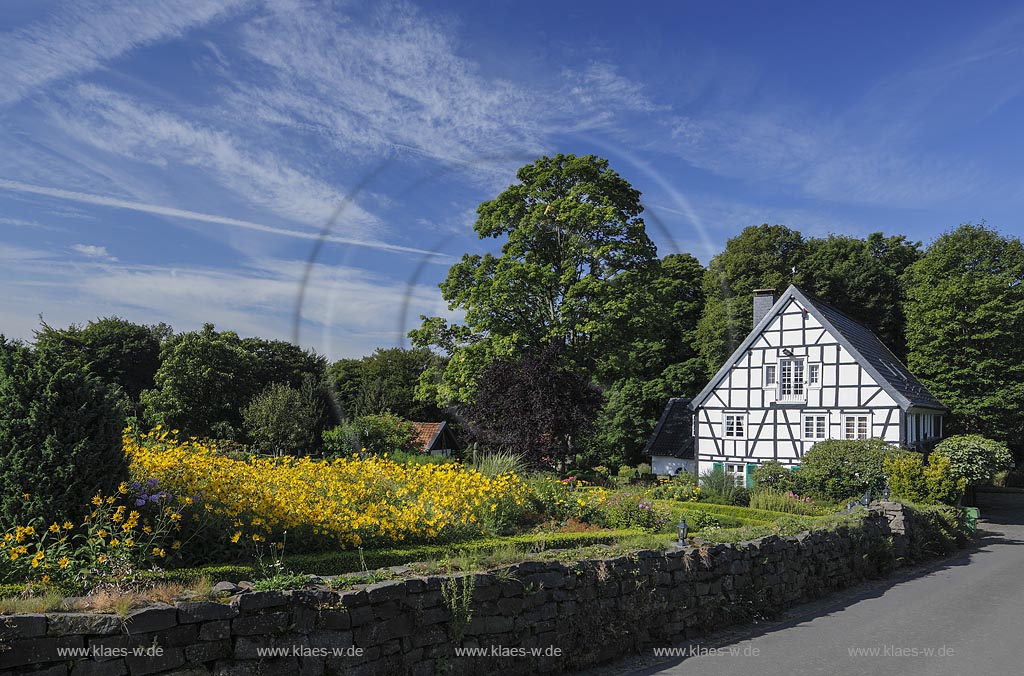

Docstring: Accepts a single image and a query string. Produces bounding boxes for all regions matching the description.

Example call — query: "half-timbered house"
[647,285,947,485]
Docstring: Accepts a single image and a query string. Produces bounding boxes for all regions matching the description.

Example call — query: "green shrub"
[599,492,671,532]
[698,466,749,505]
[242,382,324,456]
[0,338,127,524]
[799,438,900,501]
[391,450,455,466]
[322,412,417,457]
[636,463,652,476]
[617,465,636,479]
[682,509,720,531]
[749,490,820,515]
[751,460,796,491]
[922,454,967,505]
[931,435,1014,486]
[883,453,929,504]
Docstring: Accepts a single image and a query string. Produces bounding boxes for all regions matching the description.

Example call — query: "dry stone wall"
[0,503,962,676]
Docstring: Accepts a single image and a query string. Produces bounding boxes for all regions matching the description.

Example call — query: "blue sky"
[2,1,1022,360]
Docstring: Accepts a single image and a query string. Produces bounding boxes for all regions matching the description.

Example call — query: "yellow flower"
[97,555,107,563]
[92,495,103,506]
[62,521,73,530]
[49,523,61,533]
[118,482,129,494]
[21,493,30,500]
[230,531,241,544]
[171,540,181,550]
[109,538,120,547]
[41,574,50,584]
[58,556,70,569]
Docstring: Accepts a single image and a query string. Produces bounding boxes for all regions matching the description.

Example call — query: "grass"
[146,529,647,584]
[0,590,66,614]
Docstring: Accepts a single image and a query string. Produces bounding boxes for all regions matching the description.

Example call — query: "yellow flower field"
[126,430,528,549]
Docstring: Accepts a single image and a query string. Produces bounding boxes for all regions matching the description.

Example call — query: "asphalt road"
[590,495,1024,676]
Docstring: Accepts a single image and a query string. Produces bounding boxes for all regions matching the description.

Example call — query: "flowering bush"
[0,480,190,588]
[748,489,821,515]
[599,493,671,532]
[649,474,701,502]
[128,428,528,552]
[525,476,608,525]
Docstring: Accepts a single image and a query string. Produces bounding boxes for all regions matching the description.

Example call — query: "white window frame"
[764,364,777,388]
[843,413,871,440]
[808,363,821,387]
[778,357,806,402]
[725,463,746,487]
[802,413,828,440]
[723,413,746,439]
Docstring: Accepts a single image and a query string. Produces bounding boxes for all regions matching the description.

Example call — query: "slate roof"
[643,398,694,458]
[691,285,947,412]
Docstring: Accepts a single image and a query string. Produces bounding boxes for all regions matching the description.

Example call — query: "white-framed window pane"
[724,414,745,438]
[803,414,827,440]
[779,358,805,400]
[808,363,820,385]
[765,365,776,386]
[844,415,869,440]
[726,464,746,487]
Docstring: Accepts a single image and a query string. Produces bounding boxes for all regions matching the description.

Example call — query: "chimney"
[753,289,776,326]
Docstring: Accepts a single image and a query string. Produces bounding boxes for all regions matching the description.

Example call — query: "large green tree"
[141,324,259,439]
[796,233,921,359]
[0,337,127,523]
[588,253,707,464]
[904,224,1024,450]
[34,317,163,414]
[142,325,328,440]
[241,382,326,456]
[411,154,657,403]
[695,224,804,375]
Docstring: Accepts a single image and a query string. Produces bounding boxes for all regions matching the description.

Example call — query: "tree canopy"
[0,337,127,523]
[904,224,1024,449]
[411,153,657,403]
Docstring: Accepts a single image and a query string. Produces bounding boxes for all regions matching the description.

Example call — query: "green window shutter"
[745,463,756,489]
[712,462,723,472]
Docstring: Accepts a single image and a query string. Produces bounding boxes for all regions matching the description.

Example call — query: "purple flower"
[135,498,146,507]
[146,478,159,488]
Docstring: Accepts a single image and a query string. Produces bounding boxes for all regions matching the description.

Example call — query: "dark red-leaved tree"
[465,344,603,467]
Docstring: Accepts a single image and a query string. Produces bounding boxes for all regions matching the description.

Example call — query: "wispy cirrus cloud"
[228,2,552,173]
[0,249,454,359]
[0,179,444,258]
[48,84,383,237]
[565,63,666,115]
[0,0,253,106]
